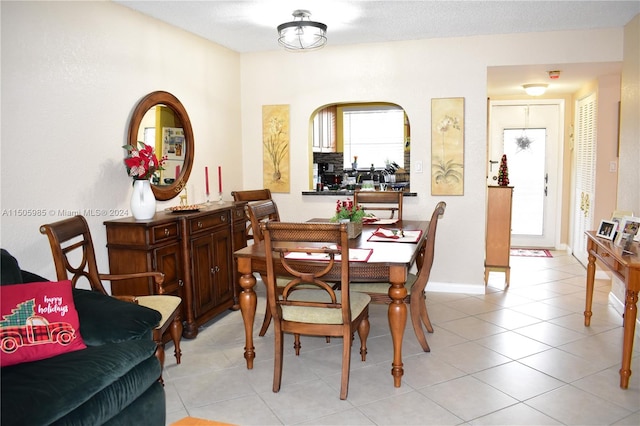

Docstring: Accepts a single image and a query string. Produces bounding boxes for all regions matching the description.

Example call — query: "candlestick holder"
[204,193,212,205]
[217,192,224,204]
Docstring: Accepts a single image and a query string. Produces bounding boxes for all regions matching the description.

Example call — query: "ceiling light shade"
[277,10,327,51]
[523,84,548,96]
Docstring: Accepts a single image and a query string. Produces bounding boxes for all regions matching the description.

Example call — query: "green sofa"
[0,249,166,425]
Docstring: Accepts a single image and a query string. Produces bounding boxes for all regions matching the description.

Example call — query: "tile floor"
[163,251,640,425]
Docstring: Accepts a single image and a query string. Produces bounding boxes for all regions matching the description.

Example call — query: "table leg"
[584,247,596,326]
[238,258,257,369]
[388,266,408,387]
[620,289,638,388]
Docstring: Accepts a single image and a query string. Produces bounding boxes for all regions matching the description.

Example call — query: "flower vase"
[339,219,362,239]
[130,179,156,220]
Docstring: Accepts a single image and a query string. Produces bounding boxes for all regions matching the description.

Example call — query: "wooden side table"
[585,230,639,388]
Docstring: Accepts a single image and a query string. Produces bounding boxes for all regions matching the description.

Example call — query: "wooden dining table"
[234,219,429,388]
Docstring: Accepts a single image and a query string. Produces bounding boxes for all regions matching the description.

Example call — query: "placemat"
[284,248,373,262]
[367,227,422,243]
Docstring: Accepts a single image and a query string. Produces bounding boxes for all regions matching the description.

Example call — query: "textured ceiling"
[115,1,639,95]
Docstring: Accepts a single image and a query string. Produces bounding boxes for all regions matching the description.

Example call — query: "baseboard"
[426,281,485,295]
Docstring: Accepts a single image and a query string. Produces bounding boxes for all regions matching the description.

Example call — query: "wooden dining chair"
[39,215,182,382]
[354,201,446,352]
[353,190,403,220]
[244,199,289,336]
[261,221,371,400]
[231,188,273,241]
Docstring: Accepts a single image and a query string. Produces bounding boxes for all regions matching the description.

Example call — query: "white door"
[489,101,563,248]
[572,93,597,266]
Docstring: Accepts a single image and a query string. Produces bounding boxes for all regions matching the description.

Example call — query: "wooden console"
[104,202,247,338]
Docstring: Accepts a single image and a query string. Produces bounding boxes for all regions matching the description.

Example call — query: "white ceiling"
[115,0,639,96]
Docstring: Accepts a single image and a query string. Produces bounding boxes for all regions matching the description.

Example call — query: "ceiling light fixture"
[523,84,548,96]
[277,10,327,52]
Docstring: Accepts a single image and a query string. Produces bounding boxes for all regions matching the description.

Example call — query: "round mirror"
[128,91,194,201]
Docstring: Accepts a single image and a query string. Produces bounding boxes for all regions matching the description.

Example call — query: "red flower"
[123,142,165,180]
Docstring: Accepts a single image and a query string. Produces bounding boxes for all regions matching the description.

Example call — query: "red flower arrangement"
[123,142,166,180]
[330,198,369,222]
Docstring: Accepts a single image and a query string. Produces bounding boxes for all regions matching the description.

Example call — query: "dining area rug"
[510,248,552,257]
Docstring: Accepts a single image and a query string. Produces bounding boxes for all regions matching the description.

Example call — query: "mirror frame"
[128,91,194,201]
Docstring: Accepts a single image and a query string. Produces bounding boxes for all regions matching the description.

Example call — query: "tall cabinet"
[485,186,513,287]
[104,202,247,338]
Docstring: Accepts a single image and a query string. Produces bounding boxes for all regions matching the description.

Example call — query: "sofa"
[0,249,166,426]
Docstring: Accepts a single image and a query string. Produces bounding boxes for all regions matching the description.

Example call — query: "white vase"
[130,179,156,220]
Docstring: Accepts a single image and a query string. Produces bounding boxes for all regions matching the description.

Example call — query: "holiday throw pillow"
[0,280,86,367]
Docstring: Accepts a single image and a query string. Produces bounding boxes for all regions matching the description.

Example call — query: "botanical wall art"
[431,97,464,195]
[262,104,290,193]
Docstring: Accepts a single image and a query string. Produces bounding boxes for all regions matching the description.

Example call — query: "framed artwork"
[615,216,640,247]
[262,105,290,193]
[596,219,617,240]
[431,97,464,195]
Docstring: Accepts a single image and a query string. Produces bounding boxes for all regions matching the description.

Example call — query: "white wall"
[1,1,241,284]
[240,30,624,291]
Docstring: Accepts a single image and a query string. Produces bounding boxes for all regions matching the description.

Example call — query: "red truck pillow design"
[1,280,86,367]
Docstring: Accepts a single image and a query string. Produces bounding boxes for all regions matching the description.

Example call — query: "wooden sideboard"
[104,201,247,338]
[484,186,513,286]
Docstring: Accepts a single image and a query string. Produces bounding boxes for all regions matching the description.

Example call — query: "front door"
[489,101,564,248]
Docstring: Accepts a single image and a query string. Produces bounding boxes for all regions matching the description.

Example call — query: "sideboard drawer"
[151,222,179,244]
[189,211,230,234]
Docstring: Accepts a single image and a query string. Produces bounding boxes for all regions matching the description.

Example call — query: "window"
[342,106,405,169]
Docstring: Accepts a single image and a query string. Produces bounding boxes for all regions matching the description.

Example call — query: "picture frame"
[615,216,640,247]
[596,219,617,240]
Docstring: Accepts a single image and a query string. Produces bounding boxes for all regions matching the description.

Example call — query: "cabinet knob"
[197,221,203,228]
[210,266,220,274]
[178,279,184,287]
[220,215,227,222]
[164,228,170,236]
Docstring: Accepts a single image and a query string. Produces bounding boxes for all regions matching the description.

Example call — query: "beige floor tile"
[419,375,517,421]
[526,385,633,425]
[472,361,565,400]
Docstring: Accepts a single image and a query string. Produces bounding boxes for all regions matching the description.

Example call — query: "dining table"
[234,218,429,388]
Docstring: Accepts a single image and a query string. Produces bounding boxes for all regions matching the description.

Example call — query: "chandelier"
[277,10,327,52]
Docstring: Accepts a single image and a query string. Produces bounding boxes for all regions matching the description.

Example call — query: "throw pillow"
[1,280,86,367]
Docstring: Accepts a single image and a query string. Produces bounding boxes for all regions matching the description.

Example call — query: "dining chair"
[231,188,273,242]
[244,199,289,336]
[354,201,446,352]
[260,221,371,400]
[353,190,403,220]
[39,215,183,382]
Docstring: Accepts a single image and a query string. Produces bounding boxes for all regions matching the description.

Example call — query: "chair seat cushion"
[282,290,370,324]
[136,295,181,329]
[352,273,417,295]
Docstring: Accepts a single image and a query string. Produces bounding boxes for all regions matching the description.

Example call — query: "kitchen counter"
[302,190,417,196]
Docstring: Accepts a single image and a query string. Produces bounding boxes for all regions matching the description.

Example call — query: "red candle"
[218,166,222,193]
[175,165,180,178]
[205,167,210,195]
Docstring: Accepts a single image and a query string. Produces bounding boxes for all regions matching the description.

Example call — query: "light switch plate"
[415,161,423,173]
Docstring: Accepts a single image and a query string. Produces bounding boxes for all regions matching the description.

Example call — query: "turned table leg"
[620,289,638,388]
[388,266,408,387]
[238,258,257,369]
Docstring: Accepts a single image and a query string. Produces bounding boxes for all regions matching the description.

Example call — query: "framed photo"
[596,219,617,240]
[611,210,633,227]
[615,216,640,246]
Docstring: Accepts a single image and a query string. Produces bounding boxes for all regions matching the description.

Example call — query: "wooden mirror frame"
[128,91,194,201]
